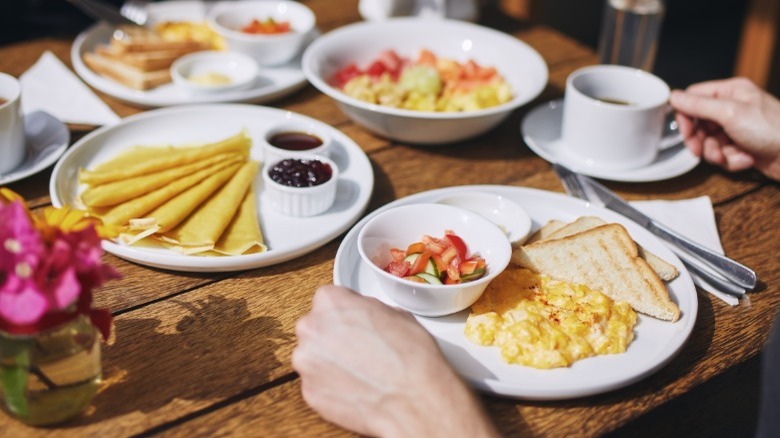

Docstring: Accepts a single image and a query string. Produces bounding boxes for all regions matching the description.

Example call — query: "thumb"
[670,90,738,128]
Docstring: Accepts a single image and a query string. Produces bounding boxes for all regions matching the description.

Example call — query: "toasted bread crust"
[83,52,171,90]
[512,223,681,322]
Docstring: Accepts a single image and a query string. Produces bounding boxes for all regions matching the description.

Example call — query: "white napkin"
[631,196,741,306]
[20,51,120,126]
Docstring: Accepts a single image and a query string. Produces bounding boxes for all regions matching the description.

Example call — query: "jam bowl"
[262,154,339,217]
[262,120,332,167]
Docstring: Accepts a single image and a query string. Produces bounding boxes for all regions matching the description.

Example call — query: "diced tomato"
[404,275,427,283]
[332,63,362,88]
[366,60,388,78]
[417,49,437,67]
[475,258,486,270]
[377,50,403,74]
[447,262,461,282]
[440,246,458,264]
[385,260,410,277]
[409,251,431,275]
[459,260,479,275]
[431,253,447,275]
[390,248,406,263]
[406,242,426,255]
[444,233,468,260]
[444,275,458,285]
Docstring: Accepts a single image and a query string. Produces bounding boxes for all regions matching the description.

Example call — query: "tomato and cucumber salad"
[384,231,487,285]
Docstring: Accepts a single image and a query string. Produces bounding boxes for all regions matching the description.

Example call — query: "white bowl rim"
[207,0,316,42]
[357,203,512,290]
[302,17,548,121]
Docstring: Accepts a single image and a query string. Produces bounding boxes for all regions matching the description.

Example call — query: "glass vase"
[0,315,101,426]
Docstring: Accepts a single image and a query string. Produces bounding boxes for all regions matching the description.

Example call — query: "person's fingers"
[722,145,755,171]
[675,112,696,138]
[684,77,757,100]
[702,136,726,165]
[670,90,740,129]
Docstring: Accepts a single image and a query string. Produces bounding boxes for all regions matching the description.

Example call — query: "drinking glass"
[597,0,665,71]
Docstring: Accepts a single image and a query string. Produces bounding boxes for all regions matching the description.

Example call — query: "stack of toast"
[513,216,681,322]
[83,25,211,90]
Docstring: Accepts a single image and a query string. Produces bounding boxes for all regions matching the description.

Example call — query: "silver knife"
[552,163,755,294]
[66,0,140,26]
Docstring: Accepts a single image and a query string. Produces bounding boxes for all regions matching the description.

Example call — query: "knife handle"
[648,221,757,290]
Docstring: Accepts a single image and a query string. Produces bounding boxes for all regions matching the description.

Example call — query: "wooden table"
[2,1,778,436]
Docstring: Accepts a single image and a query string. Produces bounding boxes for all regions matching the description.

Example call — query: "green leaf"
[0,338,31,417]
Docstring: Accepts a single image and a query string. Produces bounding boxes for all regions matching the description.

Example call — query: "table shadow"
[63,294,293,426]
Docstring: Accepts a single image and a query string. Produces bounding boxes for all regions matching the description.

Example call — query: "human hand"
[670,77,780,181]
[292,285,498,438]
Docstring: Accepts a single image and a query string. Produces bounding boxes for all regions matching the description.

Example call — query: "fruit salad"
[332,49,512,112]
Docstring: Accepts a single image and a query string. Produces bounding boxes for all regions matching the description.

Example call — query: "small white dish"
[207,0,316,66]
[521,99,701,183]
[0,111,69,185]
[357,203,512,317]
[262,154,340,217]
[171,50,258,94]
[435,191,532,245]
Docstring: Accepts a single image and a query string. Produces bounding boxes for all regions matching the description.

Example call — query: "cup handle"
[659,105,684,150]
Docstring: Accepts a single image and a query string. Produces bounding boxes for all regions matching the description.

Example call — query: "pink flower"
[0,275,48,325]
[0,201,42,273]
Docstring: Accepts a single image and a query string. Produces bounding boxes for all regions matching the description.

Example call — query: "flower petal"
[0,276,48,325]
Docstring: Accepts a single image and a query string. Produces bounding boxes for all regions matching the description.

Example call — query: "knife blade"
[576,172,757,290]
[66,0,139,26]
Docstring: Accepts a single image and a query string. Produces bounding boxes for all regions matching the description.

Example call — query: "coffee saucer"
[521,99,701,182]
[0,111,69,185]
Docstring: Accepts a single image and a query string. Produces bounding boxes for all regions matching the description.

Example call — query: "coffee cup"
[0,73,25,174]
[560,65,678,171]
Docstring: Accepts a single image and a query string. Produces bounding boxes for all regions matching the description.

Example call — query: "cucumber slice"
[415,272,443,285]
[424,259,439,277]
[460,267,486,283]
[404,253,420,264]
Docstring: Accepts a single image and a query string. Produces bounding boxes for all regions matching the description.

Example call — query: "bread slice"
[110,25,209,53]
[512,223,681,321]
[83,52,171,90]
[95,44,200,71]
[525,219,567,244]
[542,216,679,281]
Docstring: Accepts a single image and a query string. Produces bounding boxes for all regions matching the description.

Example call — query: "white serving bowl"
[171,50,258,94]
[207,0,316,66]
[357,203,512,316]
[262,154,339,217]
[302,18,548,145]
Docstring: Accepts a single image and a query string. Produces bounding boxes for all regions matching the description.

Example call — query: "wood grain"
[0,0,778,436]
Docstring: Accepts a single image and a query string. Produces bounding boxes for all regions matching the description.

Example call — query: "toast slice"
[95,44,200,71]
[525,219,567,244]
[542,216,679,281]
[83,52,171,90]
[110,25,209,53]
[512,223,681,321]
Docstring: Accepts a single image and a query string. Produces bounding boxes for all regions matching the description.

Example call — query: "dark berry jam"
[269,131,323,151]
[269,158,333,187]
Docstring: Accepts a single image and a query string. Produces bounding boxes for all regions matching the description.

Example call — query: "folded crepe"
[93,158,242,226]
[212,185,266,255]
[159,160,260,254]
[82,152,244,207]
[79,130,251,186]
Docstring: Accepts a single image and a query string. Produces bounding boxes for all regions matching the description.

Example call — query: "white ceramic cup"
[560,65,676,171]
[0,73,25,174]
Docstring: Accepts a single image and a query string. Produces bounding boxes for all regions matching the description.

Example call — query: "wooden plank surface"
[1,0,778,436]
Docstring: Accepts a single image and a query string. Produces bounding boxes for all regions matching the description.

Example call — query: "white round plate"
[70,1,313,108]
[0,111,69,185]
[334,185,697,400]
[521,100,701,182]
[50,104,374,272]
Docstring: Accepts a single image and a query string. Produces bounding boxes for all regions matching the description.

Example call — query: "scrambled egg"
[465,268,637,369]
[155,21,226,50]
